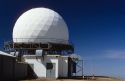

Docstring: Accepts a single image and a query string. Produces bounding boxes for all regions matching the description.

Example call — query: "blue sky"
[0,0,125,79]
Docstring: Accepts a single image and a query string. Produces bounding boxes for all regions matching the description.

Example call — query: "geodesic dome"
[13,8,69,44]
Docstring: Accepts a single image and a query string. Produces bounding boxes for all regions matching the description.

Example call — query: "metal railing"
[12,38,70,44]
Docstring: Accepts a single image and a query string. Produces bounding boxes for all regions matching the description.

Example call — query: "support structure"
[4,41,74,55]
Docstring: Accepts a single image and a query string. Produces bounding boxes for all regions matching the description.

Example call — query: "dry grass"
[91,77,124,81]
[19,77,125,81]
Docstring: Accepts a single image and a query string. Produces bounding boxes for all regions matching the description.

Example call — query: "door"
[46,63,56,78]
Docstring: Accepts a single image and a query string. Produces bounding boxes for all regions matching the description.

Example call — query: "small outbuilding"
[0,51,27,80]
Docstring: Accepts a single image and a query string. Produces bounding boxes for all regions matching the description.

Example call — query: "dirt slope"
[20,77,125,81]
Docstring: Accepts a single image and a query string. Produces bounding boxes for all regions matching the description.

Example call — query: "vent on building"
[35,50,43,56]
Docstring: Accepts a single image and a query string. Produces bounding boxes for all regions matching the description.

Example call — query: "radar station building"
[4,8,83,79]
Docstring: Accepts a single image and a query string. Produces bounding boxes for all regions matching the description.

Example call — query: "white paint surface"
[58,56,68,77]
[0,51,15,57]
[23,55,69,78]
[13,8,69,44]
[25,59,46,77]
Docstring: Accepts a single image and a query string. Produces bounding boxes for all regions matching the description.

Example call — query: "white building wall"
[24,55,69,78]
[58,56,68,77]
[24,58,46,77]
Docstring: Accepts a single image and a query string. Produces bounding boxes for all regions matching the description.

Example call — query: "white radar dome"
[13,8,69,44]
